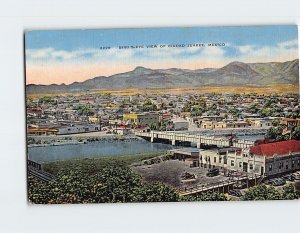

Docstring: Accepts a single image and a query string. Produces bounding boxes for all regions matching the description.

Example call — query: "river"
[28,134,265,163]
[28,139,175,162]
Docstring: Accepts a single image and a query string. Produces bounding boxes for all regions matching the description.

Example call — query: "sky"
[25,25,299,85]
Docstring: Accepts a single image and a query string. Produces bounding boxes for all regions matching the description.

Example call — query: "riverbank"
[27,134,141,147]
[42,152,165,175]
[28,138,175,162]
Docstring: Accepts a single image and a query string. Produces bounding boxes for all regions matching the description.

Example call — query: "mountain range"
[26,59,299,94]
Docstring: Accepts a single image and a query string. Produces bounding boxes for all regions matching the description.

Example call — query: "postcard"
[25,25,300,204]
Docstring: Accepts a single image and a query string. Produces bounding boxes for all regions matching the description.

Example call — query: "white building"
[57,124,100,135]
[172,118,189,131]
[199,140,300,177]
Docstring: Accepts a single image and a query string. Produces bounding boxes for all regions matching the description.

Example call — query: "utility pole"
[98,114,102,131]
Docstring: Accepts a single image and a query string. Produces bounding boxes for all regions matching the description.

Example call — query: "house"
[88,116,99,123]
[113,125,131,135]
[123,112,159,127]
[135,126,151,133]
[79,98,96,104]
[170,148,200,167]
[57,124,100,135]
[249,118,272,128]
[201,121,227,129]
[27,108,43,118]
[280,118,300,128]
[27,127,58,136]
[226,121,249,128]
[249,140,300,177]
[172,118,189,131]
[159,112,172,122]
[198,140,300,177]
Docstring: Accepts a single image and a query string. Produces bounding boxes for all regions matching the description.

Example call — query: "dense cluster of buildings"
[26,92,300,179]
[27,92,299,136]
[170,140,300,177]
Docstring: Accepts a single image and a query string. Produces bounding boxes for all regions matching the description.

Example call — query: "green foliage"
[39,96,57,104]
[43,153,164,176]
[131,183,179,202]
[258,106,283,118]
[180,191,228,202]
[266,125,300,141]
[142,103,157,112]
[191,107,203,116]
[75,105,94,116]
[291,126,300,140]
[29,154,180,204]
[271,118,281,127]
[241,185,282,201]
[282,183,300,200]
[241,184,299,201]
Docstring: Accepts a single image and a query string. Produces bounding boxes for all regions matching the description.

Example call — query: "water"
[28,139,175,162]
[238,134,264,141]
[28,134,265,163]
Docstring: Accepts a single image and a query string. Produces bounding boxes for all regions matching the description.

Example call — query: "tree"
[241,185,282,201]
[282,184,300,200]
[28,162,180,204]
[266,125,289,142]
[180,191,227,202]
[291,126,300,140]
[131,183,179,202]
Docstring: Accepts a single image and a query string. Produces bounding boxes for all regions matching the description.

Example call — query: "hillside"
[26,59,299,94]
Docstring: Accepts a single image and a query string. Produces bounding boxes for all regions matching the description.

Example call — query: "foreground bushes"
[241,184,299,201]
[28,162,179,204]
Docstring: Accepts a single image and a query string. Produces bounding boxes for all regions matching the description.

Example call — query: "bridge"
[135,131,254,149]
[179,174,263,196]
[28,160,55,183]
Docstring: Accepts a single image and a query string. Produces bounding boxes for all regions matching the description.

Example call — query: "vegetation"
[28,153,231,204]
[180,192,228,202]
[266,125,300,141]
[29,160,179,204]
[142,98,157,112]
[28,153,300,204]
[241,184,299,201]
[73,105,94,116]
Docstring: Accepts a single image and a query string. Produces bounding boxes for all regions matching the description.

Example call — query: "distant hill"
[26,59,299,94]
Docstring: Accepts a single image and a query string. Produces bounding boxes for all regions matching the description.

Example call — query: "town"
[27,91,300,201]
[27,92,299,136]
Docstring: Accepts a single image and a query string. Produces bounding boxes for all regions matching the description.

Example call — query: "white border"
[1,1,300,233]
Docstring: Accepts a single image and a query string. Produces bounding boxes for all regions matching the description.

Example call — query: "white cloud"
[231,39,298,63]
[278,39,298,49]
[26,48,54,59]
[26,38,298,67]
[201,46,225,57]
[237,45,256,54]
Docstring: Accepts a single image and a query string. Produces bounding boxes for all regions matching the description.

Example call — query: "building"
[201,120,248,129]
[88,116,99,123]
[159,112,172,122]
[199,140,300,177]
[57,124,100,135]
[201,121,227,129]
[123,113,159,127]
[27,127,58,136]
[280,118,300,128]
[172,118,189,131]
[113,125,131,135]
[27,108,43,118]
[79,98,96,104]
[170,148,200,167]
[226,121,249,128]
[249,140,300,177]
[249,118,272,128]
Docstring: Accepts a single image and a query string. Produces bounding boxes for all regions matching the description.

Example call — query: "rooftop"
[250,140,300,157]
